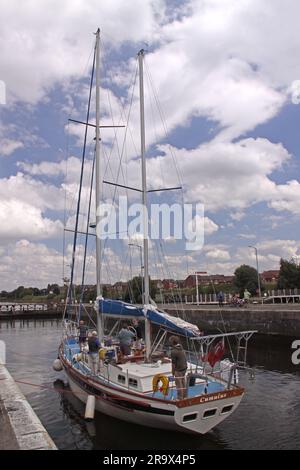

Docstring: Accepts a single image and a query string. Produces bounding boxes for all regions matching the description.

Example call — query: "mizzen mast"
[95,28,103,340]
[138,49,151,361]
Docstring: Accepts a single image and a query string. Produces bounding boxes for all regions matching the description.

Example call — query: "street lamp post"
[195,272,199,304]
[129,243,144,302]
[248,245,262,299]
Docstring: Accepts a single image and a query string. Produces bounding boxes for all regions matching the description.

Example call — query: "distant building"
[153,280,164,290]
[183,272,207,288]
[83,284,97,291]
[183,273,234,288]
[113,281,128,295]
[260,270,280,283]
[153,279,185,290]
[176,280,185,289]
[101,283,112,290]
[162,279,178,290]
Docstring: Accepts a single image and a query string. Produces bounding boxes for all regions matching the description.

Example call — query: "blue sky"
[0,0,300,290]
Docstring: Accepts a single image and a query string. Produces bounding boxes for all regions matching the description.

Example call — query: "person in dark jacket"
[131,319,143,350]
[169,335,187,400]
[78,320,88,351]
[118,323,135,356]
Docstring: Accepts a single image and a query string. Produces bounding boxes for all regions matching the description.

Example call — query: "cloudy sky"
[1,0,300,290]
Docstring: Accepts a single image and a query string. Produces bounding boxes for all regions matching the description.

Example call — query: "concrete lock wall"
[164,308,300,337]
[0,364,57,450]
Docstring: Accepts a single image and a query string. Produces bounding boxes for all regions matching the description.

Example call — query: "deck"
[63,338,226,401]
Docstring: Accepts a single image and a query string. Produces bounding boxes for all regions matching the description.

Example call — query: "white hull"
[67,373,177,431]
[62,356,244,435]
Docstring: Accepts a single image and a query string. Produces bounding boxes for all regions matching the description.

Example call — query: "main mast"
[138,49,151,361]
[95,28,103,340]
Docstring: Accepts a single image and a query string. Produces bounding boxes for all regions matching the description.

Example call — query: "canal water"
[0,319,299,450]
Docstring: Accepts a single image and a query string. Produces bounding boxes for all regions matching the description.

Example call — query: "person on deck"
[78,320,88,352]
[118,323,135,356]
[217,291,224,307]
[131,318,143,350]
[169,335,187,400]
[88,331,100,374]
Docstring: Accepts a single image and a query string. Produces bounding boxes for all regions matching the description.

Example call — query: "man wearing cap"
[88,331,100,374]
[169,335,187,400]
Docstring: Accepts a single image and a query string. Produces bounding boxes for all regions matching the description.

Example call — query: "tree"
[102,285,108,298]
[150,279,158,301]
[277,258,300,289]
[47,284,60,295]
[0,291,8,299]
[82,285,96,302]
[124,276,157,304]
[23,287,34,297]
[14,286,25,299]
[234,265,258,296]
[125,276,143,303]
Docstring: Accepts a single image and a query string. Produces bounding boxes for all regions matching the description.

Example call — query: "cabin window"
[118,375,126,384]
[221,404,234,414]
[182,412,198,423]
[202,408,217,419]
[128,378,138,388]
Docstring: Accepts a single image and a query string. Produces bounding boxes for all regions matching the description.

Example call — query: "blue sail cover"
[98,299,201,338]
[99,299,144,318]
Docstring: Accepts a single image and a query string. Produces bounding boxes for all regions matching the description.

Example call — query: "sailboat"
[56,29,256,435]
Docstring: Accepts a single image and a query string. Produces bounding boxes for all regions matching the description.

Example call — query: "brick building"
[260,270,280,283]
[183,273,234,288]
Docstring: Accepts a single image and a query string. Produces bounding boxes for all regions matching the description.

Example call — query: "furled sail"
[97,298,201,338]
